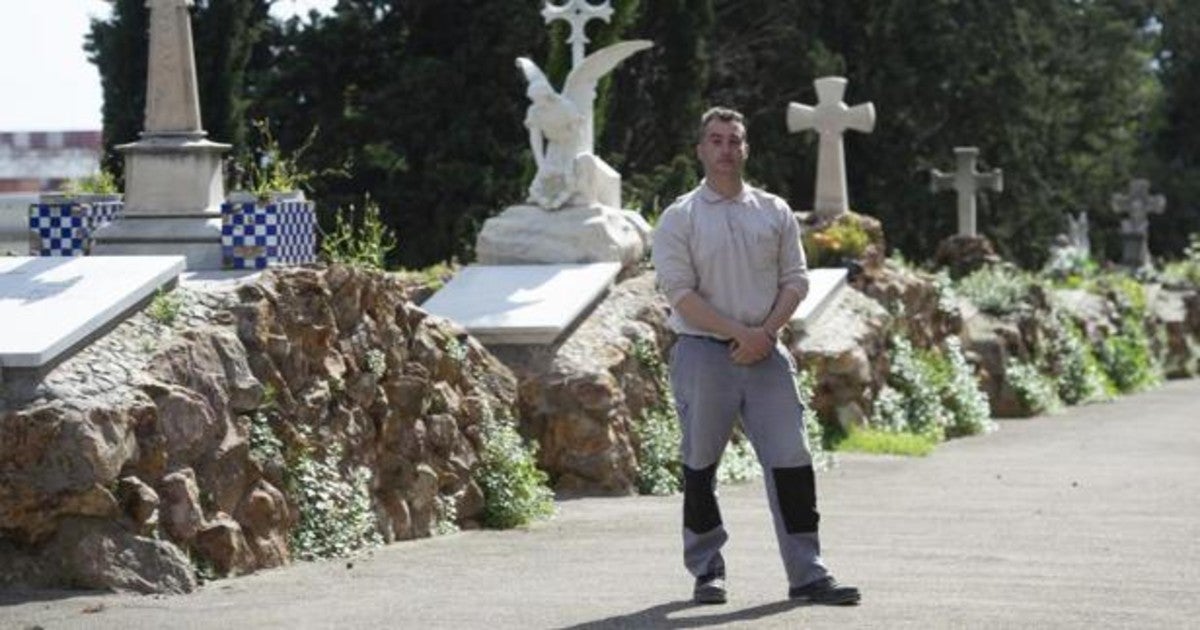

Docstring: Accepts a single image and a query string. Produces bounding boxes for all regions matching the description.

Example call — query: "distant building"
[0,130,103,193]
[0,130,104,253]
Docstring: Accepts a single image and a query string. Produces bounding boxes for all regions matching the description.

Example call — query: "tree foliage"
[1150,0,1200,257]
[88,0,1199,267]
[246,1,543,267]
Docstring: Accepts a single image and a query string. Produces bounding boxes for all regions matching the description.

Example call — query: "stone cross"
[145,0,202,135]
[930,147,1003,237]
[542,0,614,68]
[787,77,876,218]
[1112,178,1166,268]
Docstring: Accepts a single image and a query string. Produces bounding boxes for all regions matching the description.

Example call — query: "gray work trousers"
[669,334,829,589]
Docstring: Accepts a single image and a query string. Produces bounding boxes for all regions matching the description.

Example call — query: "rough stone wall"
[492,270,672,497]
[0,265,517,593]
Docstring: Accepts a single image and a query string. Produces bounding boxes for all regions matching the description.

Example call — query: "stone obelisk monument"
[92,0,230,269]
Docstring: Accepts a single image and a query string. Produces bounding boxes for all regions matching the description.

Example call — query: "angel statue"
[516,40,652,210]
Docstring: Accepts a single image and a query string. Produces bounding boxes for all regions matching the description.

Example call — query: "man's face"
[696,118,748,179]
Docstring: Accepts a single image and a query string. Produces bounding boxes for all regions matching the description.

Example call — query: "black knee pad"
[773,465,820,534]
[683,463,722,534]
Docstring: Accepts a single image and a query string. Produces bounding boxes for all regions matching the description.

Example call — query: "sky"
[0,0,335,132]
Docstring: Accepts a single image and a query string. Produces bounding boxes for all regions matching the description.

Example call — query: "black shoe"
[693,572,727,605]
[788,576,860,606]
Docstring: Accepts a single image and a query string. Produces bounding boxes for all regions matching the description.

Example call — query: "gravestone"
[475,0,650,268]
[787,76,876,218]
[789,268,849,332]
[421,263,622,345]
[930,147,1003,237]
[91,0,229,269]
[1111,179,1165,268]
[0,256,184,373]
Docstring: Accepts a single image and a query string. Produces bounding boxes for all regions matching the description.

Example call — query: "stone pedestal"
[934,234,1001,279]
[475,203,646,268]
[1121,231,1150,269]
[91,135,230,269]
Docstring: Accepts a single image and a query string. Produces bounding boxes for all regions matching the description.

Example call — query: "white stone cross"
[787,76,876,218]
[1112,178,1165,236]
[1112,178,1166,268]
[930,147,1003,237]
[542,0,614,69]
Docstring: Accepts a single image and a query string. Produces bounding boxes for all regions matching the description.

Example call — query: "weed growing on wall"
[1088,274,1161,393]
[1041,311,1112,404]
[147,288,183,326]
[320,198,398,270]
[630,338,683,494]
[934,337,994,437]
[796,369,834,471]
[1004,357,1061,415]
[475,414,555,529]
[247,412,283,464]
[870,335,948,441]
[285,437,383,561]
[957,264,1036,316]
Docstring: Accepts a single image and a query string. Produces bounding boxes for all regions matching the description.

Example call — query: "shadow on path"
[563,599,804,629]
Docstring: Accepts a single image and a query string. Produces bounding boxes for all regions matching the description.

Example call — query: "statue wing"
[516,57,551,92]
[562,40,653,108]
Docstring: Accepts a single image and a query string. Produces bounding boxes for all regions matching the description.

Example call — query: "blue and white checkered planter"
[28,197,124,256]
[220,196,317,269]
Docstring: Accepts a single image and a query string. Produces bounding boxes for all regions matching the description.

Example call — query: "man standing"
[651,107,860,606]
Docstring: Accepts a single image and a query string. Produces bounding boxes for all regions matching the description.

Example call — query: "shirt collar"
[699,179,753,205]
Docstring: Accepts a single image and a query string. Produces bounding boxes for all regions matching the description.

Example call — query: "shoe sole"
[791,592,861,606]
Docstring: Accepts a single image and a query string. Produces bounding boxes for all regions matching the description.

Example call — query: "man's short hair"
[698,107,745,143]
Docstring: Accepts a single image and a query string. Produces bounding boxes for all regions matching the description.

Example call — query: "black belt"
[679,333,733,346]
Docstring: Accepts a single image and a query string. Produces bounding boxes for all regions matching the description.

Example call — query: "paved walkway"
[3,379,1199,629]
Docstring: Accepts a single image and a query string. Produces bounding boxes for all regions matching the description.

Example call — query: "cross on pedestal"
[542,0,614,68]
[930,147,1003,237]
[787,76,876,218]
[1112,178,1166,268]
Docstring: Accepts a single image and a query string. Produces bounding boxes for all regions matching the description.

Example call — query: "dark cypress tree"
[192,0,271,154]
[85,0,148,178]
[1151,0,1200,256]
[602,0,714,215]
[249,0,546,268]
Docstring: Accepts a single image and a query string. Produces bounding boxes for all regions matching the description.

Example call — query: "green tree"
[702,0,1158,266]
[602,0,713,215]
[1150,0,1200,257]
[249,0,545,267]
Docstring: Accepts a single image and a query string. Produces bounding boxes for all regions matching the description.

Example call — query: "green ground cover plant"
[475,414,556,529]
[835,428,937,457]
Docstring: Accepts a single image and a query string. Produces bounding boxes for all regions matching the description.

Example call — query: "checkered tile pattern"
[221,199,317,269]
[28,201,124,256]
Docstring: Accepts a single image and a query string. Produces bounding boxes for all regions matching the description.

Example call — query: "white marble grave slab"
[0,256,185,369]
[790,268,849,331]
[422,263,622,345]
